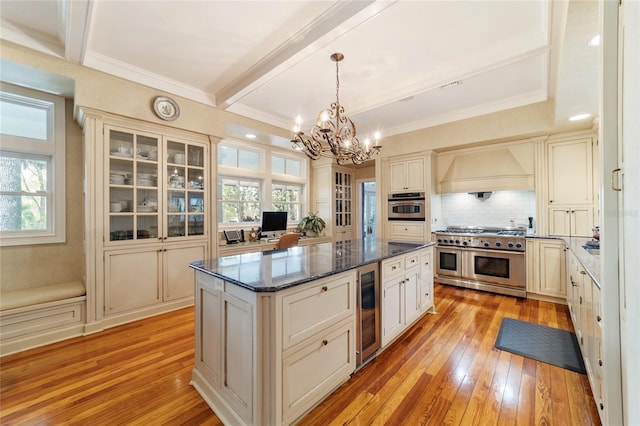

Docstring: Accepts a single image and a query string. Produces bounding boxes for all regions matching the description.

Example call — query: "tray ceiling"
[0,0,598,141]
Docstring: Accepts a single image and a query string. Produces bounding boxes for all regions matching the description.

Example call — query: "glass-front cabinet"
[106,126,207,244]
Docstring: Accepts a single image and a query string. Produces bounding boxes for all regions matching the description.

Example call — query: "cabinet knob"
[599,359,603,367]
[597,315,602,322]
[580,270,586,275]
[321,286,328,292]
[600,403,604,410]
[550,200,553,203]
[322,339,328,346]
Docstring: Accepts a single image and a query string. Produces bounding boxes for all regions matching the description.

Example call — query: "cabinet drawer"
[404,253,419,270]
[282,318,354,424]
[389,222,425,240]
[382,257,404,279]
[281,271,355,350]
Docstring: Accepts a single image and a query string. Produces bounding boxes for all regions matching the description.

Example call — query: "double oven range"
[434,226,526,298]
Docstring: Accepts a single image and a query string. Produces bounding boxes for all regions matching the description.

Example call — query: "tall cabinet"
[310,160,354,242]
[545,133,597,237]
[79,109,210,331]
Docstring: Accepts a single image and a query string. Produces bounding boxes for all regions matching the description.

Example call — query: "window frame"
[0,83,66,246]
[217,140,308,229]
[217,176,262,225]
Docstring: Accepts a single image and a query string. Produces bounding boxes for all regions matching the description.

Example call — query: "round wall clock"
[152,96,180,121]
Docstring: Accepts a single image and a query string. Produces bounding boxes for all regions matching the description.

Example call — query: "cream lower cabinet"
[381,251,422,347]
[525,238,566,300]
[565,248,605,420]
[192,269,356,426]
[419,247,434,314]
[105,243,205,316]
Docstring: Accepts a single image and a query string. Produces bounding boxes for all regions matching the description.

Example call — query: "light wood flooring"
[0,284,601,425]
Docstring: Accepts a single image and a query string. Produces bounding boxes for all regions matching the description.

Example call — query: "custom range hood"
[435,143,535,194]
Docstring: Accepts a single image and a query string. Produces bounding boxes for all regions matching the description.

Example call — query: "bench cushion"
[0,281,85,311]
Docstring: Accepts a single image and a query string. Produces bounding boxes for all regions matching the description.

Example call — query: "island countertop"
[190,239,434,292]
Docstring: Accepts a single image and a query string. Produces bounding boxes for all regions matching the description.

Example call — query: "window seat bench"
[0,281,87,356]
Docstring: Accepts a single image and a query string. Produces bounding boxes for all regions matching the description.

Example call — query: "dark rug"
[495,317,586,374]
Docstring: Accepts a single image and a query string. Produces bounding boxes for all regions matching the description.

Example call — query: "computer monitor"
[261,211,288,239]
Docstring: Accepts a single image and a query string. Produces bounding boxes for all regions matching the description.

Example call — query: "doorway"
[360,181,376,239]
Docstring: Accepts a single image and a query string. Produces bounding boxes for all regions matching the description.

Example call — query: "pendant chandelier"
[291,53,382,165]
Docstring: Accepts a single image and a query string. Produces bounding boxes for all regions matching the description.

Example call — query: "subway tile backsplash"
[438,190,536,229]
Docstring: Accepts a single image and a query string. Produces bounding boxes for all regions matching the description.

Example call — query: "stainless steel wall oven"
[434,226,526,297]
[388,192,426,221]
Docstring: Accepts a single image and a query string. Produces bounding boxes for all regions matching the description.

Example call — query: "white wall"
[435,190,536,229]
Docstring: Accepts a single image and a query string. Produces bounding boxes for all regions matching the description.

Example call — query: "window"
[218,177,261,223]
[218,144,260,170]
[272,155,302,177]
[0,83,65,246]
[217,140,308,227]
[272,183,302,222]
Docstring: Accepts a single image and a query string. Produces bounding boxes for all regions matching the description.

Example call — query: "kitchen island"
[189,239,434,426]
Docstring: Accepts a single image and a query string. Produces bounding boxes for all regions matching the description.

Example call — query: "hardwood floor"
[0,284,600,425]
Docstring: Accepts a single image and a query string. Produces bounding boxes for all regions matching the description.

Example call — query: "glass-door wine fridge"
[356,262,380,368]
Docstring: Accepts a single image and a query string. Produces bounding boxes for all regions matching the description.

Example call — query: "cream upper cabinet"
[547,137,594,204]
[333,169,353,242]
[389,157,425,193]
[545,134,596,237]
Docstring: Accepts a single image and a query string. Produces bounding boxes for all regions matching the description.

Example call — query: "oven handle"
[464,248,525,256]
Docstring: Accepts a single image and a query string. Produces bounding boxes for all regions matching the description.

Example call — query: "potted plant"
[298,212,326,236]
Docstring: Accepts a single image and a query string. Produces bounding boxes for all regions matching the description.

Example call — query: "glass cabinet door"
[107,127,160,243]
[165,139,206,239]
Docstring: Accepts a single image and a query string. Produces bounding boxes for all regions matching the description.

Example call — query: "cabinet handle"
[565,210,570,213]
[599,359,603,367]
[321,286,328,292]
[392,266,397,271]
[610,168,622,191]
[322,339,328,346]
[600,403,604,410]
[580,270,586,275]
[597,315,602,322]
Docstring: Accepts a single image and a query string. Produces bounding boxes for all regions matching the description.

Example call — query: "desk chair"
[276,233,299,250]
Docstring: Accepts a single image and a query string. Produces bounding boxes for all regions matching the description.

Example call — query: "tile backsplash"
[437,190,536,229]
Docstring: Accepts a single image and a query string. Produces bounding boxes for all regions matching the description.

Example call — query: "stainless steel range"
[434,226,526,297]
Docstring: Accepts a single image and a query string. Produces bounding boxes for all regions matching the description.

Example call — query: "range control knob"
[508,242,514,248]
[483,242,490,248]
[516,243,523,249]
[462,241,468,246]
[437,238,443,243]
[495,241,502,247]
[449,239,454,244]
[455,239,460,244]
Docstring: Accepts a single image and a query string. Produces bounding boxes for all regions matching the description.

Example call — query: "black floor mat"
[495,317,586,374]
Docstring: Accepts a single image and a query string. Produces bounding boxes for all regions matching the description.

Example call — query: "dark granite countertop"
[190,239,434,292]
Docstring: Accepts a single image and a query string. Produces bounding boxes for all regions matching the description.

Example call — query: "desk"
[217,235,331,257]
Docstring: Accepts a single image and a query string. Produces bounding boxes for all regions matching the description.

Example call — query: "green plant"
[298,212,326,234]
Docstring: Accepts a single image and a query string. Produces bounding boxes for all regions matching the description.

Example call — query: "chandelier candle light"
[291,53,382,165]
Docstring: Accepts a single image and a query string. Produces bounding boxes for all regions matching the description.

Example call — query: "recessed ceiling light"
[245,133,256,139]
[569,113,591,121]
[588,34,600,47]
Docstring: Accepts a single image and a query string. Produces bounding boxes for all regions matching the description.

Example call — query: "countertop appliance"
[356,262,380,368]
[388,192,426,221]
[434,226,526,297]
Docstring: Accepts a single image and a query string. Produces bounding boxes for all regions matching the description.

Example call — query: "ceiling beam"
[216,0,397,109]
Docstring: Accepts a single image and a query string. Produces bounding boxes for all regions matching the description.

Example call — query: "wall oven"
[434,227,527,298]
[388,192,426,221]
